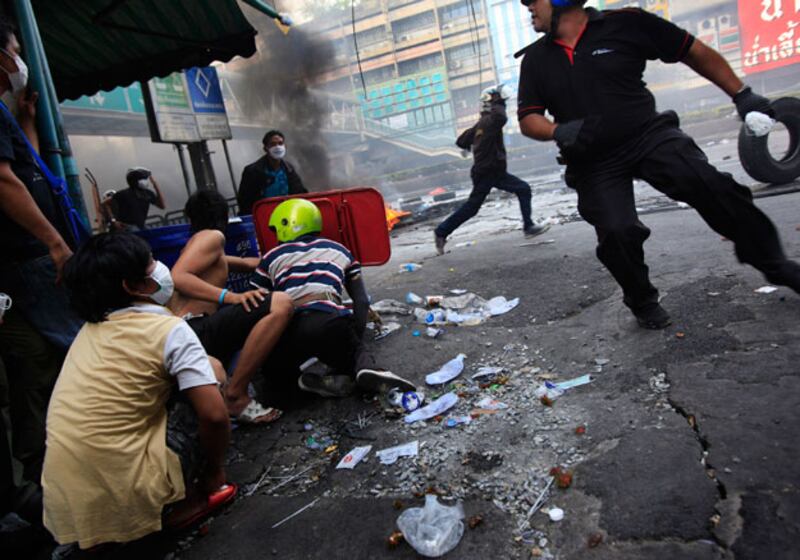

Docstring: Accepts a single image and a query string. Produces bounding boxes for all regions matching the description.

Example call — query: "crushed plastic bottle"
[406,292,424,305]
[425,354,466,385]
[397,494,465,557]
[404,392,458,424]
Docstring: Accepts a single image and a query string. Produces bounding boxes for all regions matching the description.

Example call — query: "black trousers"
[262,309,372,383]
[565,113,788,312]
[435,170,533,238]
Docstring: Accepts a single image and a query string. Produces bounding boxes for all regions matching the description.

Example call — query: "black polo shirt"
[517,8,694,156]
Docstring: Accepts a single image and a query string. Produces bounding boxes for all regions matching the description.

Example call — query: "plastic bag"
[397,494,465,557]
[425,354,466,385]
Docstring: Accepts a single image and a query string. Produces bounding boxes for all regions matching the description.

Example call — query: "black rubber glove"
[733,86,774,119]
[553,120,584,149]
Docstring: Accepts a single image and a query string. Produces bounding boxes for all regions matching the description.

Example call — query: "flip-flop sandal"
[168,483,238,531]
[236,400,282,424]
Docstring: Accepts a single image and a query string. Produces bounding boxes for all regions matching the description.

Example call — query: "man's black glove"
[553,119,584,150]
[733,86,774,119]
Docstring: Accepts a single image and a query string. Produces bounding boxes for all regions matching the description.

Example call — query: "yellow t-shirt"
[43,310,188,548]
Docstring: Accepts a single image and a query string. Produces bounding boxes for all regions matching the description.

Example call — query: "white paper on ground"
[425,354,466,385]
[553,374,593,390]
[336,445,372,469]
[404,392,459,423]
[755,286,778,294]
[745,111,775,137]
[486,296,520,316]
[376,440,419,465]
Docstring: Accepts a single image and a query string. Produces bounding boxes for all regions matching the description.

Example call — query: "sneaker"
[297,373,355,398]
[434,233,447,256]
[523,223,551,237]
[356,369,416,394]
[634,303,671,330]
[766,260,800,294]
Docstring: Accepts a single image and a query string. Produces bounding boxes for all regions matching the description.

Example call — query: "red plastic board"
[251,188,391,266]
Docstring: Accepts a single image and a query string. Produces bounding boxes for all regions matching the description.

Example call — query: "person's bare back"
[170,230,230,317]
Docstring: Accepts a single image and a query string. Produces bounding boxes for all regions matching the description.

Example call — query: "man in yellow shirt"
[42,233,232,550]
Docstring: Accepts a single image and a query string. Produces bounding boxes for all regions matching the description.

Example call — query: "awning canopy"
[33,0,261,101]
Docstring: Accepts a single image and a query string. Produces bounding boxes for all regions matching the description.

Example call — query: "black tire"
[738,96,800,184]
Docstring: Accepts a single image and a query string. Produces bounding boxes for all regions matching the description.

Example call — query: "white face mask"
[0,292,11,321]
[147,261,174,305]
[136,178,150,189]
[0,49,28,94]
[269,145,286,160]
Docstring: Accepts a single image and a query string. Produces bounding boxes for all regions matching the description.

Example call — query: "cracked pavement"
[166,189,800,560]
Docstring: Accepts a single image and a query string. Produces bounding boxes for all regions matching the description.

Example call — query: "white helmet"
[480,84,512,110]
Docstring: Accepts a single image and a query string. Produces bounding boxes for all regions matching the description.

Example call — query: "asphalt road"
[173,190,800,560]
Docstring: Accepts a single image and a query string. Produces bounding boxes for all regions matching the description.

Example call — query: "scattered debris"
[444,415,472,428]
[475,397,508,410]
[426,354,467,385]
[386,530,405,549]
[552,374,593,391]
[371,299,411,316]
[676,332,686,339]
[550,467,573,489]
[547,507,564,522]
[426,327,444,339]
[575,425,586,435]
[467,515,483,529]
[374,322,401,341]
[399,263,422,273]
[472,366,503,379]
[271,497,321,529]
[404,393,459,423]
[376,440,419,465]
[336,445,372,470]
[397,494,465,557]
[587,532,604,548]
[405,292,423,305]
[755,285,778,294]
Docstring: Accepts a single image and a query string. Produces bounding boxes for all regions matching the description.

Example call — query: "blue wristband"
[218,289,228,305]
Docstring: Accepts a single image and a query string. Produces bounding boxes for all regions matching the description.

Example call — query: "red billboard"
[739,0,800,74]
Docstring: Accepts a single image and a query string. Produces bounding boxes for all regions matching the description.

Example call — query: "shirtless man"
[170,190,293,420]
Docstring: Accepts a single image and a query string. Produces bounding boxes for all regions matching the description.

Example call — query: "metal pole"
[175,143,193,198]
[187,140,218,191]
[222,139,237,195]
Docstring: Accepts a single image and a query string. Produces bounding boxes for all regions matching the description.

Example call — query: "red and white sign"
[739,0,800,74]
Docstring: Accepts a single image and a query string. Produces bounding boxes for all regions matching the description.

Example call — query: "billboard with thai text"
[740,0,800,74]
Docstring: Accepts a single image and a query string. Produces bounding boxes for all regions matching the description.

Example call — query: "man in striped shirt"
[251,199,415,397]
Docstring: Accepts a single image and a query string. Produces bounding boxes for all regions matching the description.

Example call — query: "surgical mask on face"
[136,178,150,189]
[0,292,11,321]
[268,145,286,159]
[147,261,174,305]
[0,49,28,94]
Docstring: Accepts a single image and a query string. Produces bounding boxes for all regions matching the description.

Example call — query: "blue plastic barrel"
[135,217,259,293]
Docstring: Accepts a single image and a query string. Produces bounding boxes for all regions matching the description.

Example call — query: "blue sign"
[185,67,227,114]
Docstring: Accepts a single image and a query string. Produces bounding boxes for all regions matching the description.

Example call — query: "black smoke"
[237,9,338,191]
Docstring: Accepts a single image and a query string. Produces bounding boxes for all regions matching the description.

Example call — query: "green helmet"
[268,198,322,242]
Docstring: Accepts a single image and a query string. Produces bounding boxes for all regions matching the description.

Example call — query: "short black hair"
[185,190,229,233]
[0,16,16,51]
[125,167,150,188]
[262,129,284,146]
[63,233,152,323]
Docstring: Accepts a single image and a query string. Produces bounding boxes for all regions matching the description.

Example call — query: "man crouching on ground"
[43,233,234,551]
[251,198,416,397]
[170,190,293,423]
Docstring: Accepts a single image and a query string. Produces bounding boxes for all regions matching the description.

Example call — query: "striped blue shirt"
[250,235,361,315]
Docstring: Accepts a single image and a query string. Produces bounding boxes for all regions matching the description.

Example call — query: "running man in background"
[434,84,549,255]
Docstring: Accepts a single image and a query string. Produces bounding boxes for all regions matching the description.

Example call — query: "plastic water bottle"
[425,310,446,324]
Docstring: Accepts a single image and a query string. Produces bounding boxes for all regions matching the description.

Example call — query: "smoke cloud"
[237,13,338,191]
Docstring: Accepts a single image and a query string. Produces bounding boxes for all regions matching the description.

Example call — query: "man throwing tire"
[517,0,800,329]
